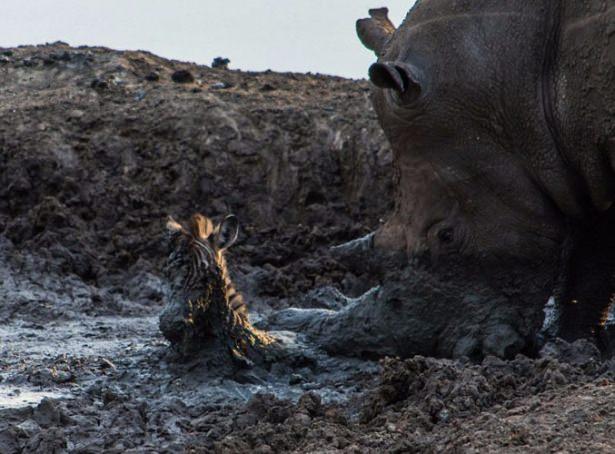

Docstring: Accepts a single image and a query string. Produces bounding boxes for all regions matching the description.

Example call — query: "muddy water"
[0,387,69,410]
[0,317,158,410]
[0,310,380,450]
[0,314,377,408]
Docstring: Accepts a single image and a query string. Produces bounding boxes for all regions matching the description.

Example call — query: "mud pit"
[3,315,615,452]
[0,315,380,451]
[2,44,615,452]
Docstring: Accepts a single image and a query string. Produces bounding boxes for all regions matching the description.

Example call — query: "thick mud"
[2,315,614,452]
[2,43,615,452]
[0,315,381,451]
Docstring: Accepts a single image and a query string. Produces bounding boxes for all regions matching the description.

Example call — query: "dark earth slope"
[0,42,391,323]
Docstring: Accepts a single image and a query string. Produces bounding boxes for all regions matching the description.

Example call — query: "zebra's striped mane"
[166,213,246,316]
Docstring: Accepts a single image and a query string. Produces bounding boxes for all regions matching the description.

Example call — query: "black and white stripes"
[166,214,247,318]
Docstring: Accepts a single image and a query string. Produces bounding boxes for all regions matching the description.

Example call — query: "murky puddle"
[0,386,69,409]
[0,316,161,410]
[0,314,376,412]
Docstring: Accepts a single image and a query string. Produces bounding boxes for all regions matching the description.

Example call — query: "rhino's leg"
[556,208,615,351]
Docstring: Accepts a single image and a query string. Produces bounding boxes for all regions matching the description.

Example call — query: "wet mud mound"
[215,343,615,452]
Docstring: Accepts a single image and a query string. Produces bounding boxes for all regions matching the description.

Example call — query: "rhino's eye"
[437,227,454,245]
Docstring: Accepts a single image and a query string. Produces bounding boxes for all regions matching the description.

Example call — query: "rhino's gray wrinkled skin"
[272,0,615,358]
[269,1,615,360]
[359,1,615,347]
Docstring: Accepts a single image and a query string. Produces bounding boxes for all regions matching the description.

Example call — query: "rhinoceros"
[356,1,615,347]
[267,1,615,360]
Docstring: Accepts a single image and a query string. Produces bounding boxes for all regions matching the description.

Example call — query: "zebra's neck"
[216,252,246,316]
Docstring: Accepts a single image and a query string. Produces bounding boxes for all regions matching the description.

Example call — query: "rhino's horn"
[356,7,396,57]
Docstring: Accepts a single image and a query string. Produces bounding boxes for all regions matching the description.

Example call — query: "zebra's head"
[164,213,239,294]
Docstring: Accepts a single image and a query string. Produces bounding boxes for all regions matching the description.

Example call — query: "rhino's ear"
[215,215,239,251]
[356,7,396,57]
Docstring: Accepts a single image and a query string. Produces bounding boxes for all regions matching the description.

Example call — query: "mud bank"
[3,43,615,452]
[0,42,390,452]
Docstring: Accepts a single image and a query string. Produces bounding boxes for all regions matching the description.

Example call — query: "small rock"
[24,427,67,453]
[267,405,292,424]
[547,369,568,386]
[292,412,312,426]
[56,51,72,62]
[51,369,73,384]
[234,412,257,429]
[540,338,601,367]
[68,109,85,120]
[437,408,450,423]
[0,427,20,453]
[297,392,322,417]
[16,419,41,437]
[171,69,194,83]
[85,380,104,397]
[102,387,126,406]
[260,83,276,92]
[528,397,541,411]
[133,89,146,101]
[300,382,322,391]
[91,78,108,90]
[33,398,61,427]
[324,407,348,425]
[145,71,160,82]
[211,81,233,90]
[100,358,117,370]
[289,373,305,385]
[212,57,230,69]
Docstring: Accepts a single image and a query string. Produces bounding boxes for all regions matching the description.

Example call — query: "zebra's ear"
[191,213,215,239]
[216,215,239,250]
[166,216,184,233]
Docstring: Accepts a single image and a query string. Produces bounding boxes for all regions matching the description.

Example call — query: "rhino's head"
[357,5,571,274]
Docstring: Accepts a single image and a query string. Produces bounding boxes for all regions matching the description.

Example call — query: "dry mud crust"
[358,355,615,452]
[215,349,615,453]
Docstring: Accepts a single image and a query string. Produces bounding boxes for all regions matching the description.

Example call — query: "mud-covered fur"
[165,213,246,317]
[159,213,274,365]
